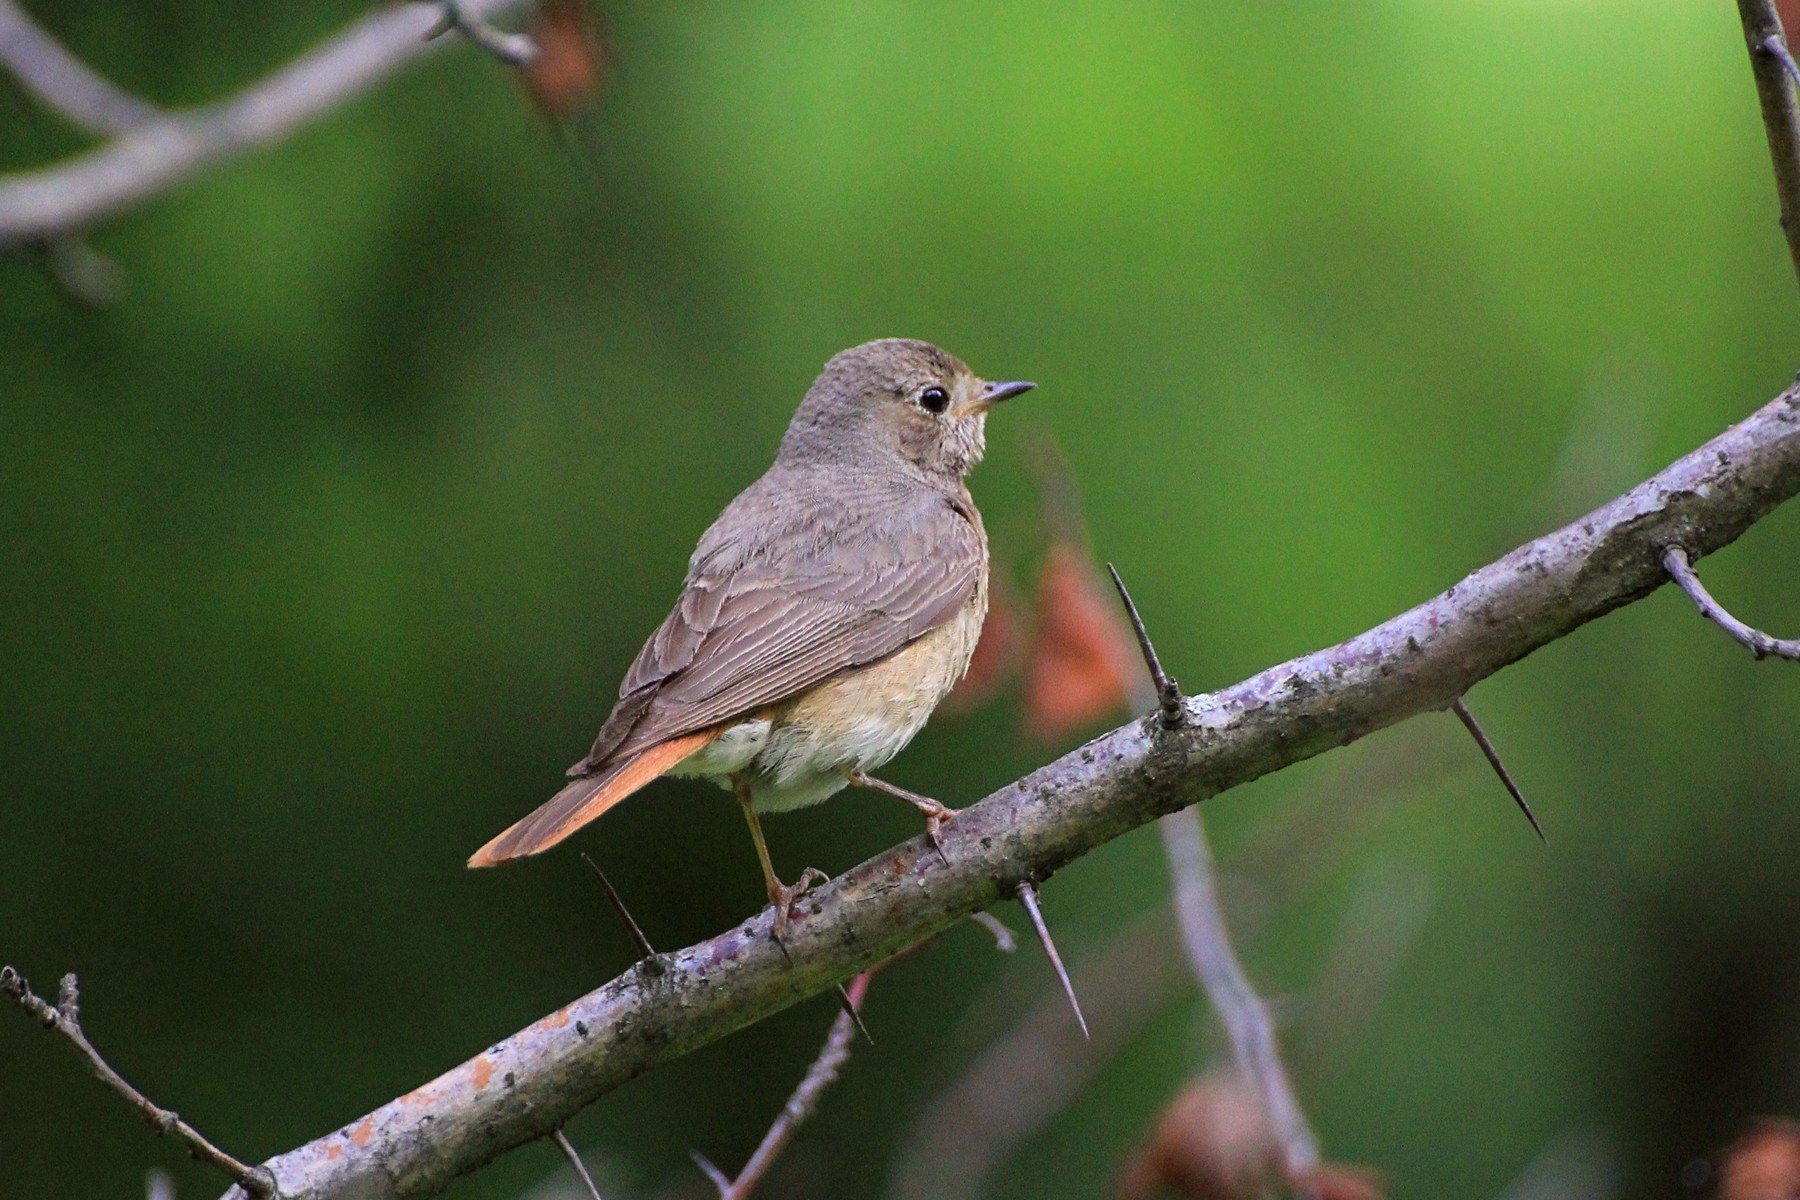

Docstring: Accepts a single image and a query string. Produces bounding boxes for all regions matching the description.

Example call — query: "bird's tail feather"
[467,729,717,868]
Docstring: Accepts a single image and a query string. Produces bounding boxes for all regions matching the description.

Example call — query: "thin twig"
[0,0,160,136]
[1159,810,1320,1181]
[425,0,539,66]
[212,387,1800,1200]
[1738,0,1800,290]
[698,971,873,1199]
[1106,563,1186,728]
[0,0,533,245]
[550,1128,603,1200]
[1662,545,1800,660]
[1448,696,1547,840]
[1013,879,1088,1039]
[1,966,275,1196]
[579,853,659,966]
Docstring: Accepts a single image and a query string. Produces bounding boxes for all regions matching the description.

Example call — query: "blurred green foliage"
[4,3,1800,1198]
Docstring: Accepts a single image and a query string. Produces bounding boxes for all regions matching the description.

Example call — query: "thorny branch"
[1661,545,1800,660]
[197,385,1800,1200]
[0,966,275,1196]
[1159,811,1320,1182]
[0,0,534,246]
[0,0,159,136]
[1739,0,1800,289]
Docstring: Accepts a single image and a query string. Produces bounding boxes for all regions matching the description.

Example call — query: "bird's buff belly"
[669,599,983,813]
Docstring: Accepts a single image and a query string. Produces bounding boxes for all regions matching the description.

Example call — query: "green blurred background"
[5,2,1800,1197]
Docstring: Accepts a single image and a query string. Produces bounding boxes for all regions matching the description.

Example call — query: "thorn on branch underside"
[1014,879,1089,1039]
[1447,697,1546,842]
[1,966,276,1196]
[425,1,539,66]
[1106,563,1186,729]
[1662,545,1800,661]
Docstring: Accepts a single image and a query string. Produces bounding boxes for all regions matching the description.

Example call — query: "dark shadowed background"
[5,3,1800,1198]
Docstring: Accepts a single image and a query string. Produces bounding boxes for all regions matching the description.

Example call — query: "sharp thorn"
[836,983,874,1045]
[1449,697,1546,842]
[580,853,659,961]
[1015,879,1089,1038]
[1106,563,1185,728]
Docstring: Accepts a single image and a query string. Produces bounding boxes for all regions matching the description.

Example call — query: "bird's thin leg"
[844,769,954,864]
[734,773,824,944]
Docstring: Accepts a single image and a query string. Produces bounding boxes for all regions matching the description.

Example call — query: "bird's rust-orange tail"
[467,729,718,868]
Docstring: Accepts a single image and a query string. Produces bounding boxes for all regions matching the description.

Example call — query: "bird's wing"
[571,484,983,774]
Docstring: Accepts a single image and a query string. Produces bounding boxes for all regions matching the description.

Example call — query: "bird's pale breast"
[671,578,987,812]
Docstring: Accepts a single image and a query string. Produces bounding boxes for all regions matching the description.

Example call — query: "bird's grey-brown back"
[572,340,1001,778]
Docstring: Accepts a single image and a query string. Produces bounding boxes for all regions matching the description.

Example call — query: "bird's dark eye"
[919,386,950,414]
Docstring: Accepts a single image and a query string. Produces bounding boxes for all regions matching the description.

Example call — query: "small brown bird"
[470,339,1033,937]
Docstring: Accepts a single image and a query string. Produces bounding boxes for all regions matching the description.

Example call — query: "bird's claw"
[770,867,829,945]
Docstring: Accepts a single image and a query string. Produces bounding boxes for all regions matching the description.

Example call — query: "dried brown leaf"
[1719,1118,1800,1200]
[1115,1075,1279,1200]
[521,0,608,121]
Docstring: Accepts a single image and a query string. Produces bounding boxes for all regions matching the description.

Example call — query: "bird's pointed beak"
[979,380,1035,407]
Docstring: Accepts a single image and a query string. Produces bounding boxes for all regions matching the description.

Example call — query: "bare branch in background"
[427,0,539,67]
[1160,811,1320,1182]
[0,967,274,1196]
[0,0,159,135]
[202,386,1799,1200]
[887,915,1191,1200]
[551,1130,604,1200]
[1447,697,1547,840]
[1662,545,1800,660]
[694,971,874,1200]
[1739,0,1800,288]
[0,0,534,246]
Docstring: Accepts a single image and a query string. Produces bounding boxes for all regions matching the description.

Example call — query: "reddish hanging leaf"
[1023,542,1142,744]
[521,0,609,122]
[944,569,1024,711]
[1115,1075,1280,1200]
[1779,0,1800,43]
[1718,1118,1800,1200]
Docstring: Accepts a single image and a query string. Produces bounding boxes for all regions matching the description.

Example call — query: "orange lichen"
[472,1056,494,1090]
[542,1008,571,1030]
[349,1118,374,1149]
